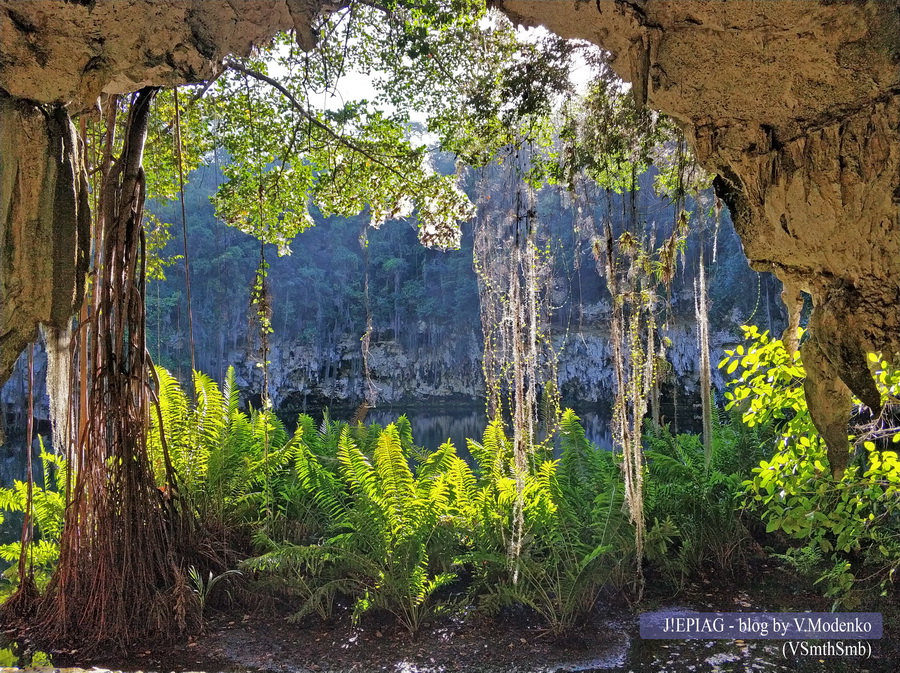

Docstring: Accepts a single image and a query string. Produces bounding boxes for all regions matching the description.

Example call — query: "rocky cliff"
[231,330,486,410]
[227,306,733,413]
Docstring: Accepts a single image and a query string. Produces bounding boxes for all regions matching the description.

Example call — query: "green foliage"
[643,421,754,586]
[188,566,242,618]
[210,31,475,253]
[236,402,633,636]
[143,2,574,307]
[0,444,66,588]
[360,5,578,168]
[145,367,801,633]
[148,366,293,530]
[720,325,811,438]
[0,648,51,668]
[720,325,900,605]
[142,87,209,280]
[247,423,462,636]
[463,412,629,635]
[147,168,483,377]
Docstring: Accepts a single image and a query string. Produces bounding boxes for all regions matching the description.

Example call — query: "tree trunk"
[33,88,198,654]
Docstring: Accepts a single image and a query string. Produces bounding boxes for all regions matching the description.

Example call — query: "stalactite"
[0,94,90,387]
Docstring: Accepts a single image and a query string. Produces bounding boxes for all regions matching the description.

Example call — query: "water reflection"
[364,406,488,454]
[317,401,613,454]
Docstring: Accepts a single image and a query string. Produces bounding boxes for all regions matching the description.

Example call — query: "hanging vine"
[173,86,197,375]
[473,150,560,580]
[551,60,706,591]
[695,251,713,466]
[1,345,38,622]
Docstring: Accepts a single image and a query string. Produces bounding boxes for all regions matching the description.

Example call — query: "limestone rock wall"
[0,0,328,111]
[231,331,486,410]
[0,96,90,384]
[227,305,728,413]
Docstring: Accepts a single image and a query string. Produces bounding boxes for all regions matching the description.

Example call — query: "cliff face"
[227,310,730,413]
[498,0,900,475]
[231,332,485,410]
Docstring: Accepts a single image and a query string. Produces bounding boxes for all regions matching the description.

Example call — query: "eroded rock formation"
[0,0,334,111]
[0,0,329,383]
[498,0,900,476]
[0,95,90,385]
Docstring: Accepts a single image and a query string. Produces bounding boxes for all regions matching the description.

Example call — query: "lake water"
[313,402,614,454]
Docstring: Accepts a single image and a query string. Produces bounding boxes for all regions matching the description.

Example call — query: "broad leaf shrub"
[720,325,900,605]
[148,366,298,539]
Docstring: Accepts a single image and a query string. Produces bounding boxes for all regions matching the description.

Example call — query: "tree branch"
[223,59,410,182]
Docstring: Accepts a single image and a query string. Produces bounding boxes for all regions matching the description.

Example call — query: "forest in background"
[7,148,786,424]
[1,153,786,434]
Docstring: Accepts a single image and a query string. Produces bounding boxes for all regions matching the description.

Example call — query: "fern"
[462,413,628,635]
[149,365,301,534]
[644,421,751,584]
[248,422,466,635]
[373,425,416,528]
[0,442,66,587]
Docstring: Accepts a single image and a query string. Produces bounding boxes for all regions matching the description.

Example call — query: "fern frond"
[373,424,415,527]
[415,440,455,482]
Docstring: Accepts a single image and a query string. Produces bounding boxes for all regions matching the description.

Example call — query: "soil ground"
[17,558,896,673]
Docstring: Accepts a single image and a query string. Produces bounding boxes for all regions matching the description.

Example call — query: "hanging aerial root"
[1,343,39,628]
[29,88,200,655]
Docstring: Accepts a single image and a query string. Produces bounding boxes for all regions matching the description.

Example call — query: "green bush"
[242,408,631,636]
[463,411,629,635]
[246,423,463,636]
[720,325,900,605]
[0,444,66,590]
[148,366,294,534]
[643,421,753,585]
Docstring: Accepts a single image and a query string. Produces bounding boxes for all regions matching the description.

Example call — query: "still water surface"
[313,402,614,454]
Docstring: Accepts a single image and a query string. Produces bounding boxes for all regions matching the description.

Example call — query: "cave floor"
[7,559,900,673]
